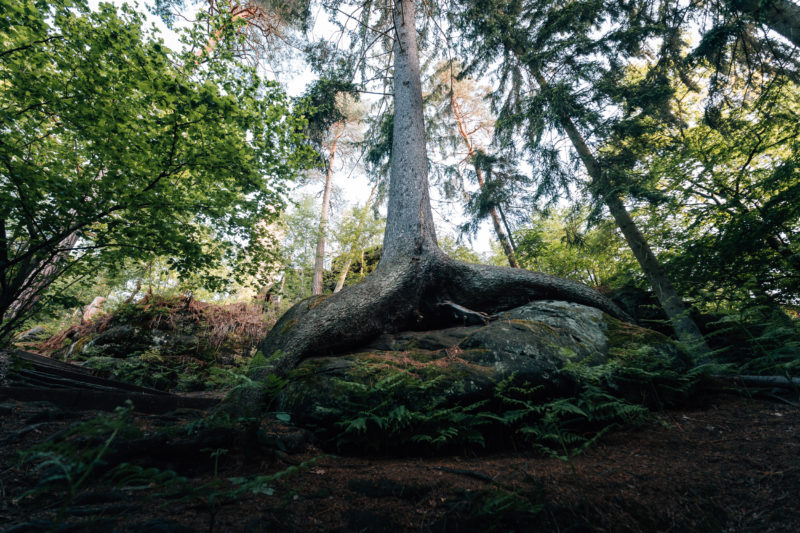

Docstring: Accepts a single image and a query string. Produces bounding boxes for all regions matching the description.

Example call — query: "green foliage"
[327,372,491,452]
[636,77,800,311]
[37,294,277,392]
[325,244,382,291]
[512,207,640,288]
[449,488,545,532]
[19,401,140,524]
[0,0,311,342]
[702,306,800,379]
[327,204,385,290]
[318,359,686,456]
[440,235,485,264]
[484,376,650,458]
[80,355,186,391]
[295,76,358,159]
[18,398,313,530]
[276,194,322,301]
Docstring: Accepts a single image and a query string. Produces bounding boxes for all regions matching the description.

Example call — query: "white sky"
[87,0,497,255]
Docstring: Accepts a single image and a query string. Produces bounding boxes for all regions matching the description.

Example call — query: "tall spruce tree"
[454,0,711,353]
[251,0,630,378]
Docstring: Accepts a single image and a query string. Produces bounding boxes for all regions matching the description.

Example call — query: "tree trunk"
[730,0,800,47]
[311,137,338,295]
[603,194,710,353]
[333,257,352,293]
[2,231,80,339]
[532,71,709,354]
[498,205,517,252]
[334,183,379,293]
[380,0,438,266]
[449,91,520,268]
[251,0,631,384]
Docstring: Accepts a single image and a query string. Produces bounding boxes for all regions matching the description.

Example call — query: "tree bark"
[380,0,438,266]
[449,89,520,268]
[2,231,80,339]
[311,135,339,295]
[730,0,800,47]
[334,183,379,293]
[498,205,517,252]
[333,257,352,293]
[602,194,710,353]
[252,0,631,384]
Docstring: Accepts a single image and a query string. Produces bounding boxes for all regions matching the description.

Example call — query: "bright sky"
[87,0,497,256]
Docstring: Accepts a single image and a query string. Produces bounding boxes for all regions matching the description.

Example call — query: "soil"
[1,391,798,533]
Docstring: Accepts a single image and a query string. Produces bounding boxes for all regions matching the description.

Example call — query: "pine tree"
[454,0,711,354]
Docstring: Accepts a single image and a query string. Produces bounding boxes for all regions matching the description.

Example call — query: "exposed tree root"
[257,253,630,379]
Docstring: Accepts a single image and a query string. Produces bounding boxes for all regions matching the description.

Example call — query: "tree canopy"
[0,0,310,341]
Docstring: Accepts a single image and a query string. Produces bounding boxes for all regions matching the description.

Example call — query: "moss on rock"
[275,300,693,452]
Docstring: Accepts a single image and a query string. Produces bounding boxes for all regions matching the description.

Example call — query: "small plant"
[444,487,545,532]
[19,401,141,526]
[327,371,491,452]
[485,376,650,457]
[140,347,164,363]
[172,457,319,533]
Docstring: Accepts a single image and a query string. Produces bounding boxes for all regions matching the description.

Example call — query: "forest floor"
[1,391,798,533]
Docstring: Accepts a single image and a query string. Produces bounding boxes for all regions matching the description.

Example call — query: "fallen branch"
[1,350,219,413]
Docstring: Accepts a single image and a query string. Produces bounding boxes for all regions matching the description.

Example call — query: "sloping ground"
[0,392,797,532]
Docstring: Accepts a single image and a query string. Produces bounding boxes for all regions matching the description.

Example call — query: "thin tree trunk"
[311,135,339,295]
[334,183,379,293]
[449,91,520,268]
[276,272,285,306]
[498,205,517,252]
[333,258,352,293]
[123,278,142,305]
[603,194,710,353]
[532,71,710,354]
[4,231,80,325]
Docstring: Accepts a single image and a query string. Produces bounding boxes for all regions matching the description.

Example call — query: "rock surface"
[14,326,47,342]
[79,325,199,359]
[276,300,686,444]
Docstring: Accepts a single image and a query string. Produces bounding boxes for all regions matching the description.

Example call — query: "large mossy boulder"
[276,300,690,451]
